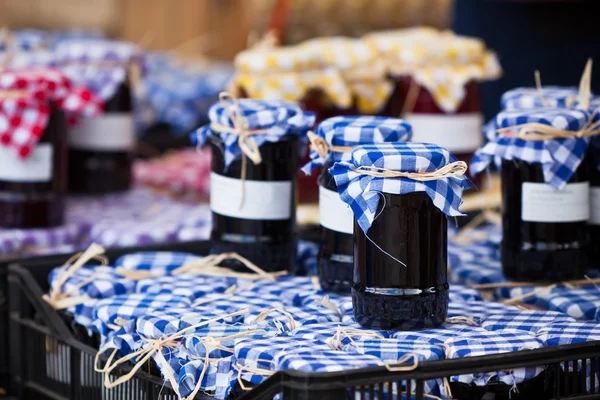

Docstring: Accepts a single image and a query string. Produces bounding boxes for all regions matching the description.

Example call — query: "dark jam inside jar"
[68,80,134,194]
[317,161,354,293]
[352,192,449,330]
[0,104,68,228]
[209,134,299,273]
[501,159,591,282]
[399,77,483,188]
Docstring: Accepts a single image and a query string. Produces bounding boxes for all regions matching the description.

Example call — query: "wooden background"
[0,0,452,60]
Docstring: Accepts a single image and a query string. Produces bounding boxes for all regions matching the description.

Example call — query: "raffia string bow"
[42,243,108,310]
[307,131,354,160]
[353,160,468,181]
[500,59,600,141]
[210,91,268,207]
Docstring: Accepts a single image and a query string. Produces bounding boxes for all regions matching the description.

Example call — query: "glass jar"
[401,78,484,188]
[352,191,449,330]
[589,142,600,270]
[68,80,135,194]
[0,104,68,228]
[317,161,354,293]
[209,134,299,273]
[502,158,591,281]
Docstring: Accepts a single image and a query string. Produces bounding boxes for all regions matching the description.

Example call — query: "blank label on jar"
[69,113,136,151]
[405,112,484,153]
[319,186,354,234]
[0,143,53,182]
[521,182,590,223]
[590,187,600,225]
[210,172,292,220]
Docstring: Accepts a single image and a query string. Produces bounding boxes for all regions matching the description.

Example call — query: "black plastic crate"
[6,243,600,400]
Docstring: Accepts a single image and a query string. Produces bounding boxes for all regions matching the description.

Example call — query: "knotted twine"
[353,160,468,182]
[43,243,108,310]
[209,91,268,208]
[306,131,354,161]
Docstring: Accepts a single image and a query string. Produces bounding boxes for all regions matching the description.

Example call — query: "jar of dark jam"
[318,160,355,293]
[501,158,591,281]
[209,134,299,273]
[353,192,449,330]
[400,77,484,188]
[0,103,68,228]
[68,79,134,194]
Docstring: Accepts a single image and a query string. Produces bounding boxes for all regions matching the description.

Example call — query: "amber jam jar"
[209,135,299,273]
[68,80,135,194]
[353,191,449,330]
[0,104,68,228]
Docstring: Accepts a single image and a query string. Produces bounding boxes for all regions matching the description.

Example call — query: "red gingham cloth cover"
[0,67,102,158]
[133,148,212,196]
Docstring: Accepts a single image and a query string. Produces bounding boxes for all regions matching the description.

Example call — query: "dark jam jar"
[502,158,591,281]
[0,104,68,228]
[318,161,354,293]
[209,134,299,273]
[68,80,135,194]
[353,192,449,330]
[401,78,484,188]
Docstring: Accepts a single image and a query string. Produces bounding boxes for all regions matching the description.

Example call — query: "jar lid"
[472,108,593,189]
[501,86,581,110]
[0,68,102,158]
[195,95,315,167]
[235,45,319,73]
[55,39,142,102]
[301,115,412,174]
[300,36,380,70]
[330,142,470,232]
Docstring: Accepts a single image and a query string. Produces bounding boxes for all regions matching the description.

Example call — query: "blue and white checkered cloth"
[114,251,202,273]
[448,283,484,302]
[182,325,269,359]
[178,357,235,399]
[243,306,339,331]
[390,324,490,344]
[195,98,315,167]
[48,265,136,300]
[292,322,391,345]
[330,143,471,233]
[54,38,142,101]
[546,287,600,321]
[342,338,444,364]
[274,350,383,373]
[443,330,546,388]
[135,274,234,302]
[447,301,522,324]
[481,310,575,334]
[501,87,580,110]
[301,116,412,174]
[295,240,319,276]
[537,321,600,346]
[471,108,591,189]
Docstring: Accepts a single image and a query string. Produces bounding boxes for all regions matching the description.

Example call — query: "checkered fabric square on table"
[546,287,600,321]
[135,274,234,303]
[182,325,270,359]
[342,338,444,364]
[115,251,202,273]
[471,108,591,189]
[243,305,340,332]
[54,39,142,101]
[178,357,234,399]
[443,330,546,388]
[501,87,580,110]
[0,68,102,158]
[449,252,506,286]
[245,276,317,298]
[48,265,136,299]
[274,350,383,373]
[447,301,522,324]
[537,321,600,346]
[390,324,490,344]
[330,142,471,233]
[448,283,484,302]
[192,292,286,316]
[291,322,391,345]
[481,310,576,334]
[194,97,315,167]
[301,115,412,174]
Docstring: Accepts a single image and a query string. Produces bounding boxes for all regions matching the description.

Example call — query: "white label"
[405,112,484,153]
[210,172,292,220]
[590,187,600,225]
[69,113,136,151]
[0,143,53,182]
[522,182,590,223]
[319,186,354,234]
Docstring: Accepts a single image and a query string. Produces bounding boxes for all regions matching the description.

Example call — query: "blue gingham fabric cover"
[501,87,580,110]
[194,98,315,167]
[301,115,413,174]
[471,108,591,189]
[140,53,233,134]
[330,143,471,232]
[54,38,142,102]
